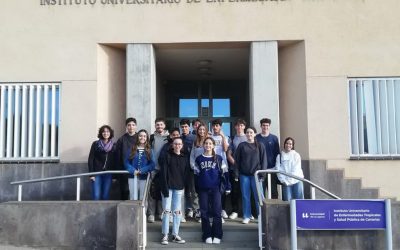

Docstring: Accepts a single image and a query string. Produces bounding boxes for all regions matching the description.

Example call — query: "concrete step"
[146,219,259,249]
[146,241,259,249]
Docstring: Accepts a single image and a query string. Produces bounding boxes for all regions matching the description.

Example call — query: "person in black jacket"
[88,125,116,200]
[159,137,189,245]
[115,117,137,200]
[234,126,267,224]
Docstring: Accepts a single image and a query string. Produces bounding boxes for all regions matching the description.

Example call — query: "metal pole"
[18,185,22,201]
[290,200,297,250]
[311,187,316,200]
[142,206,147,249]
[385,199,393,250]
[258,205,263,249]
[76,177,81,201]
[267,173,272,199]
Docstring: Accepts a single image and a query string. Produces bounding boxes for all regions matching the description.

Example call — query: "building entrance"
[154,43,250,136]
[163,81,248,137]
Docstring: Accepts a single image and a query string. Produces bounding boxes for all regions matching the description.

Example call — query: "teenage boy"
[226,119,247,219]
[147,118,169,223]
[210,118,229,220]
[191,118,203,135]
[116,117,137,200]
[255,118,280,199]
[179,119,198,220]
[158,128,188,222]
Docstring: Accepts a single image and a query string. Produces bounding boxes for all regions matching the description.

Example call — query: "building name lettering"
[40,0,286,6]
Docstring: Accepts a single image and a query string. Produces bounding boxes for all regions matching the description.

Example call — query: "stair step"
[146,241,259,249]
[146,220,259,249]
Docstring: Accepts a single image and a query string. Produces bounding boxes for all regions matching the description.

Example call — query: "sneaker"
[181,217,186,223]
[213,238,221,244]
[221,210,228,219]
[187,209,194,218]
[250,215,255,220]
[222,218,225,224]
[242,218,250,224]
[172,235,186,244]
[161,235,168,245]
[205,237,213,244]
[197,217,202,223]
[229,212,238,220]
[195,210,201,219]
[147,215,155,223]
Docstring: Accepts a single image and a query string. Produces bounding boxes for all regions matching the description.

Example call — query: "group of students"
[87,116,305,245]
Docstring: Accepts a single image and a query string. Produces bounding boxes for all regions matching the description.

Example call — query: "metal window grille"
[348,78,400,157]
[0,82,60,161]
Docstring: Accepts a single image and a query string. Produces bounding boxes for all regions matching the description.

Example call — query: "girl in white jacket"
[275,137,304,201]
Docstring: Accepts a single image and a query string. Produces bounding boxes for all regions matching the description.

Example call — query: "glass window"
[348,78,400,157]
[213,99,230,117]
[0,83,60,161]
[179,99,198,117]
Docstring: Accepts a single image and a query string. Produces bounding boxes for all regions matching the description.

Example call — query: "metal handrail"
[254,170,341,206]
[253,170,340,250]
[11,170,131,202]
[11,169,152,249]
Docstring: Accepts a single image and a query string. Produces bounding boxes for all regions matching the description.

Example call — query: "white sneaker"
[250,215,255,220]
[222,218,225,224]
[221,210,228,219]
[205,237,213,244]
[172,235,186,244]
[147,215,155,223]
[229,212,238,219]
[213,238,221,244]
[181,217,186,223]
[161,235,168,245]
[242,218,250,224]
[187,209,194,218]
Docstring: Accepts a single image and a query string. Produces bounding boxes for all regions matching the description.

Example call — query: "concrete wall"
[263,200,400,250]
[0,201,141,249]
[97,45,127,138]
[1,0,399,162]
[0,163,124,203]
[278,41,309,160]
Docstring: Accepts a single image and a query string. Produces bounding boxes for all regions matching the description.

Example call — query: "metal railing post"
[311,186,316,200]
[267,173,272,199]
[18,184,22,201]
[76,177,81,201]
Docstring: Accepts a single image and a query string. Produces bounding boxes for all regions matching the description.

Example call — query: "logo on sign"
[302,213,309,219]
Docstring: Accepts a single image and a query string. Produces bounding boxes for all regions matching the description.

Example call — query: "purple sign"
[295,200,386,230]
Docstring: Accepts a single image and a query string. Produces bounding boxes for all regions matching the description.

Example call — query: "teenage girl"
[194,137,231,244]
[125,129,155,200]
[234,127,267,224]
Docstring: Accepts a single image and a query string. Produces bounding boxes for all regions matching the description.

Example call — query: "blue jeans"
[161,189,184,236]
[282,182,304,201]
[240,174,262,220]
[198,187,223,240]
[91,174,112,200]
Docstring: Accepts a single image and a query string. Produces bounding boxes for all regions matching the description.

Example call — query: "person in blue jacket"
[125,129,155,200]
[194,137,231,244]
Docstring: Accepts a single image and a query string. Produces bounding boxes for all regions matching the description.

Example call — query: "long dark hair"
[284,137,295,150]
[246,126,259,150]
[129,129,152,160]
[194,124,209,148]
